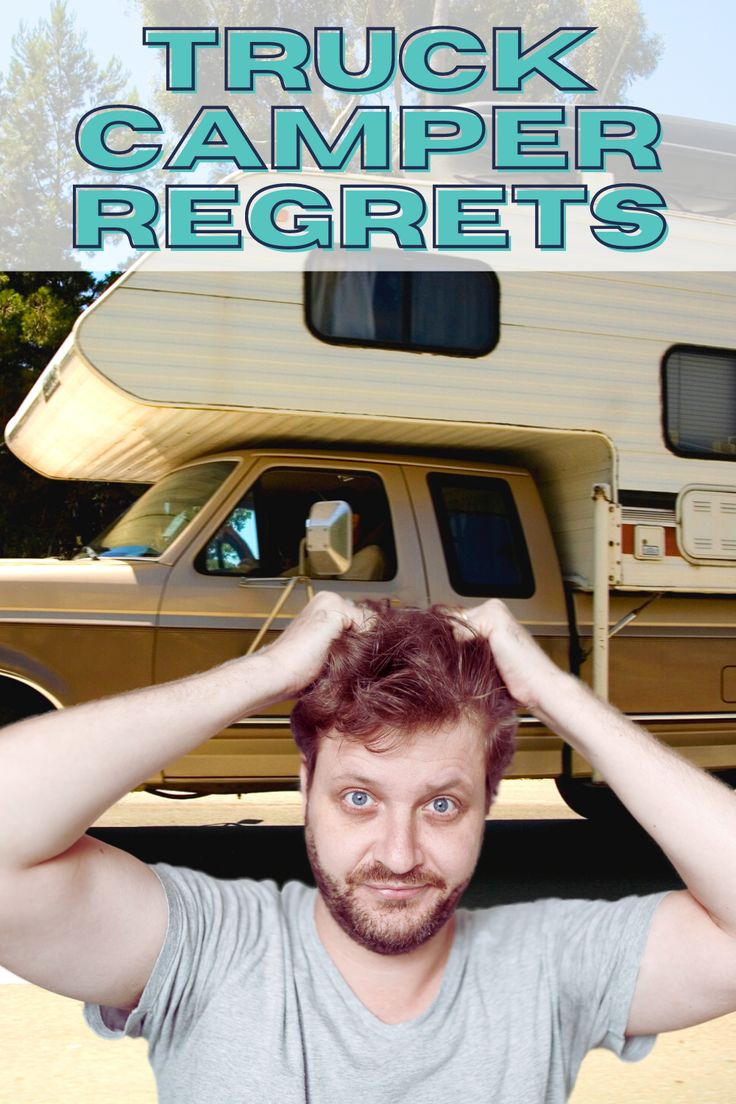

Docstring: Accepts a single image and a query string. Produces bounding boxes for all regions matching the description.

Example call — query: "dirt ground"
[1,781,734,1103]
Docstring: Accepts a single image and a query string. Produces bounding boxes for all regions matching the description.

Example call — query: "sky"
[0,0,732,274]
[0,0,734,125]
[626,0,735,123]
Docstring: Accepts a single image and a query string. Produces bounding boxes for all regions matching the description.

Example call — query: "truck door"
[402,462,571,780]
[154,456,426,790]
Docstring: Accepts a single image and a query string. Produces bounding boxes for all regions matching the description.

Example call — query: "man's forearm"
[538,671,736,936]
[0,650,284,871]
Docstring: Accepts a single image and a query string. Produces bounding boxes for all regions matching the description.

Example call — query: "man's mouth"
[362,883,430,899]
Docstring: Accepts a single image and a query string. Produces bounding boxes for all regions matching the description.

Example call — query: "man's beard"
[304,822,475,955]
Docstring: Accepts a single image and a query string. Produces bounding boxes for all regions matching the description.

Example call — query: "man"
[0,594,735,1103]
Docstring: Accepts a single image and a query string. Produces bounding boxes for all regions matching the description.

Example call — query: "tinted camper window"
[663,346,736,461]
[428,473,534,598]
[306,266,499,357]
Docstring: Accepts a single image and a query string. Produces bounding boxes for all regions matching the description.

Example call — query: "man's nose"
[372,810,423,876]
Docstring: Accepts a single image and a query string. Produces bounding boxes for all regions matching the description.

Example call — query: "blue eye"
[345,790,373,808]
[429,797,457,815]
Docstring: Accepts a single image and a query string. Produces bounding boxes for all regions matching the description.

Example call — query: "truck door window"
[197,467,397,580]
[305,254,499,358]
[663,345,736,460]
[428,473,534,598]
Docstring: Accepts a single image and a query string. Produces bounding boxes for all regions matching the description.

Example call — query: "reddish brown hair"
[291,600,518,808]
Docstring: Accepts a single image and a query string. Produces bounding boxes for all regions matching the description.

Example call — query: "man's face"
[302,716,488,956]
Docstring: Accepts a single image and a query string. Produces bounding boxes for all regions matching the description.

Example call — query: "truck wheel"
[556,770,736,822]
[554,775,636,824]
[0,679,56,728]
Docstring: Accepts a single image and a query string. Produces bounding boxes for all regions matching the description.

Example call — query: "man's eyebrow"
[329,774,383,790]
[329,773,475,796]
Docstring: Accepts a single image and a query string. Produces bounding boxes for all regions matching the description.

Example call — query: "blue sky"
[627,0,734,122]
[1,0,732,274]
[0,1,733,125]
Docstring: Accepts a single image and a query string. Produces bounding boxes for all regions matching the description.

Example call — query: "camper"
[2,231,735,818]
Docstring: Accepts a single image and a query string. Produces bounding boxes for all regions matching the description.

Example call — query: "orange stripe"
[665,528,680,556]
[622,524,681,558]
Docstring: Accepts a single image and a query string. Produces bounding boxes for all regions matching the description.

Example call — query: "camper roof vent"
[678,486,736,563]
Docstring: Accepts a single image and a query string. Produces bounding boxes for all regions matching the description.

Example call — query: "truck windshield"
[81,460,236,559]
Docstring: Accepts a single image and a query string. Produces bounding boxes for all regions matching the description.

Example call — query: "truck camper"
[3,225,735,818]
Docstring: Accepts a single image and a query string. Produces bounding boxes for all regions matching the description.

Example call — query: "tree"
[0,1,135,269]
[135,0,355,156]
[134,0,662,173]
[0,272,142,557]
[376,0,662,104]
[574,0,663,102]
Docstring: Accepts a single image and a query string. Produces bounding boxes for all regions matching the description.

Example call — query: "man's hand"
[463,599,567,714]
[258,592,368,699]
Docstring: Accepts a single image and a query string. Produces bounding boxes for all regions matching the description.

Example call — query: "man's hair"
[291,600,518,808]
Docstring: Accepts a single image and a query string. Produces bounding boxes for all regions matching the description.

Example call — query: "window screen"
[664,345,736,460]
[306,257,499,357]
[429,473,534,598]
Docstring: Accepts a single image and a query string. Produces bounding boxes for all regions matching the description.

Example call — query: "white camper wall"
[5,263,734,589]
[72,266,735,493]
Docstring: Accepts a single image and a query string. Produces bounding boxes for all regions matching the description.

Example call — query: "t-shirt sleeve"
[544,890,671,1070]
[82,863,278,1052]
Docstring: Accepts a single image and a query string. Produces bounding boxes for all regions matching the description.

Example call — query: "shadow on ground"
[89,818,683,906]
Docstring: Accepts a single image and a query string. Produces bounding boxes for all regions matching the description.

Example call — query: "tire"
[554,775,637,825]
[0,679,56,728]
[714,769,736,790]
[556,768,736,823]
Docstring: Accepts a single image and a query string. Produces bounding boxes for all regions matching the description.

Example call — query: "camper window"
[428,472,535,598]
[305,264,499,357]
[197,467,396,581]
[663,345,736,461]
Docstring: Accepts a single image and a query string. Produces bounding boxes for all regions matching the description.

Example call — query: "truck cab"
[0,448,570,794]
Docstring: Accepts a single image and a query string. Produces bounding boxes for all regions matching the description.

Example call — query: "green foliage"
[575,0,663,100]
[134,0,662,169]
[0,0,135,268]
[375,0,662,103]
[135,0,350,155]
[0,272,142,557]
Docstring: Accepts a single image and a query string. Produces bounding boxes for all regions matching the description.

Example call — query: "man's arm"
[466,599,736,1035]
[0,591,359,1009]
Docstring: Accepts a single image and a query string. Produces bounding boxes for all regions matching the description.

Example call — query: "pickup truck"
[2,444,734,819]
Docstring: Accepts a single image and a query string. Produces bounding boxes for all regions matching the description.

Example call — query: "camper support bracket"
[592,483,613,702]
[591,483,614,783]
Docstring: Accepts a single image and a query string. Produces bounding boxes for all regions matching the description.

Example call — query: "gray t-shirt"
[84,864,668,1103]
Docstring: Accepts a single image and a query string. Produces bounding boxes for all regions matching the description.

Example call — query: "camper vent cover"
[678,486,736,562]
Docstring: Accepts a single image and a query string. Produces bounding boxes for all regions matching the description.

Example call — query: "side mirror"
[305,500,353,576]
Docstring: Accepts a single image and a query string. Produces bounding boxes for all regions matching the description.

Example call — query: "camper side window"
[305,267,499,357]
[197,467,397,581]
[428,473,535,598]
[663,345,736,460]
